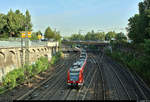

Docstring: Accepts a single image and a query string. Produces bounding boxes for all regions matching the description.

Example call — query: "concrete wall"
[0,41,59,82]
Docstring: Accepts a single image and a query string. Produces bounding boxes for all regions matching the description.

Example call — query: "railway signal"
[21,31,32,38]
[20,27,32,67]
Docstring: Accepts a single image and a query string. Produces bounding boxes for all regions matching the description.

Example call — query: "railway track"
[36,70,68,100]
[17,52,79,100]
[72,52,106,100]
[16,51,150,101]
[62,51,150,100]
[75,55,96,100]
[40,53,81,100]
[64,54,94,100]
[88,54,103,100]
[105,56,140,100]
[108,61,131,100]
[60,53,100,100]
[102,56,131,100]
[81,69,96,100]
[93,52,106,100]
[66,53,103,100]
[104,54,150,100]
[133,72,150,100]
[38,52,81,100]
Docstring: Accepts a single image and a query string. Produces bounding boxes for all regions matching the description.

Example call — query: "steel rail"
[17,53,78,100]
[107,56,148,100]
[94,52,106,100]
[106,58,131,100]
[81,68,97,100]
[75,54,94,100]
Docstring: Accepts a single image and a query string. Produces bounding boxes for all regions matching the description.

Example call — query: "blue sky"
[0,0,142,36]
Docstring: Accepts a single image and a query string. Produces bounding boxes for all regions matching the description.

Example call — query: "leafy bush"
[34,60,43,74]
[27,57,50,76]
[106,40,150,84]
[0,51,63,93]
[25,64,34,77]
[0,86,6,94]
[50,55,57,65]
[104,48,111,56]
[2,68,25,90]
[50,51,63,65]
[15,68,26,84]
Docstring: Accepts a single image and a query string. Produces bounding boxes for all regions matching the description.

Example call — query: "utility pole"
[21,33,24,68]
[24,24,31,87]
[25,25,29,65]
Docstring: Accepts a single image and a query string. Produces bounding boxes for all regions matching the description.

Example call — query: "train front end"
[67,68,83,87]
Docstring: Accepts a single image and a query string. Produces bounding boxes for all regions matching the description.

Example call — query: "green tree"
[70,30,106,41]
[62,36,70,41]
[105,31,116,41]
[115,32,127,42]
[0,13,7,38]
[143,40,150,56]
[7,9,16,37]
[84,30,96,40]
[0,9,32,38]
[91,30,95,34]
[15,9,26,32]
[127,14,140,43]
[85,32,92,40]
[54,31,61,41]
[95,32,105,41]
[70,34,82,40]
[30,30,42,40]
[30,32,38,40]
[127,0,150,43]
[45,27,55,39]
[25,10,32,31]
[37,30,42,35]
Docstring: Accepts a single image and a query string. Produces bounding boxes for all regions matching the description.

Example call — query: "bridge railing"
[0,41,58,48]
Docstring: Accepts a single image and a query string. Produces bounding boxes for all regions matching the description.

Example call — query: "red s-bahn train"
[67,50,87,87]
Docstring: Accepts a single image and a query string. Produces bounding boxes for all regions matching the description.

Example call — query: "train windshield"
[73,65,81,68]
[81,54,86,56]
[70,70,80,81]
[70,70,80,73]
[80,57,85,59]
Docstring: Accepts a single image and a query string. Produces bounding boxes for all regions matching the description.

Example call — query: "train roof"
[73,61,81,65]
[81,52,86,54]
[81,50,86,52]
[70,67,80,72]
[70,65,81,71]
[79,57,85,60]
[80,54,86,57]
[71,60,85,69]
[69,50,87,71]
[80,56,86,59]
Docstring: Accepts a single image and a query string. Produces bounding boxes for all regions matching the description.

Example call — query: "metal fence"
[0,40,48,47]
